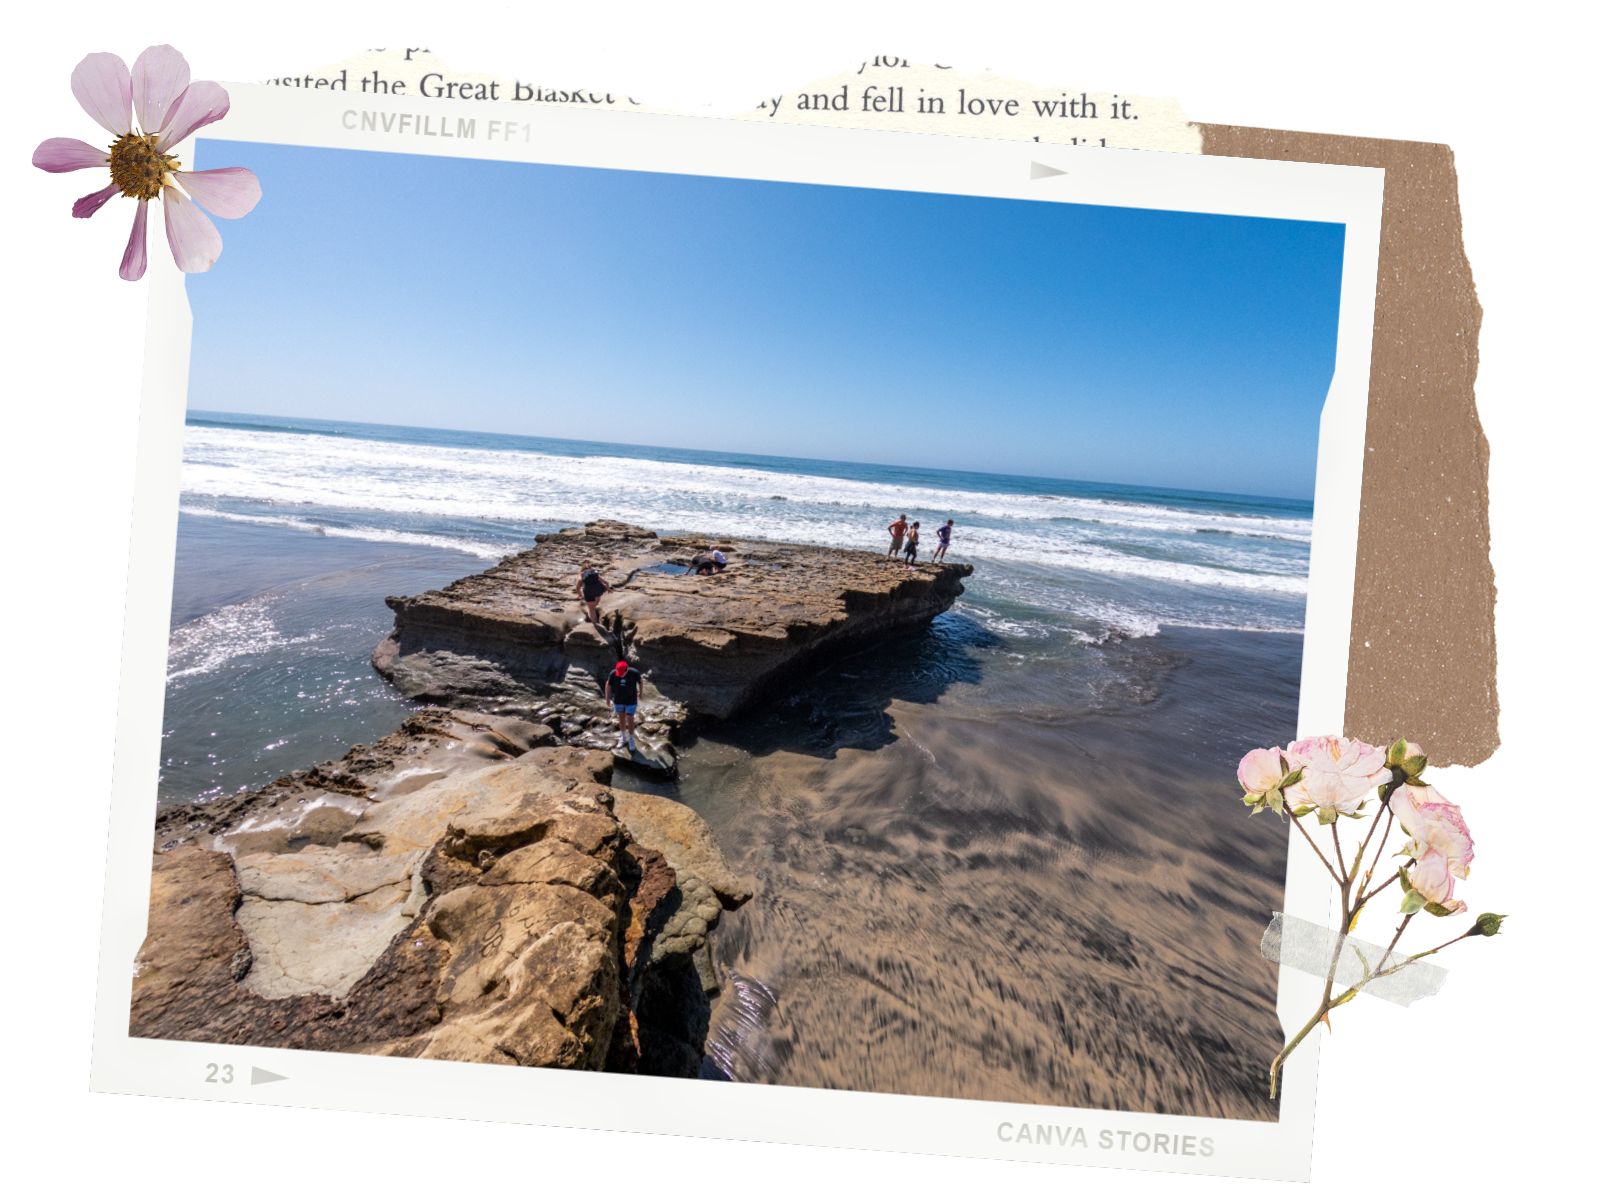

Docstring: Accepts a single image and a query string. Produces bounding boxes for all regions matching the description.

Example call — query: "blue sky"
[187,139,1345,498]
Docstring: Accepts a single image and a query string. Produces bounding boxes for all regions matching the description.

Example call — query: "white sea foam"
[953,603,1065,640]
[181,424,1313,598]
[178,505,515,559]
[183,425,1311,539]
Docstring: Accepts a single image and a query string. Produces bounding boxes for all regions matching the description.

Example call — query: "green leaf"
[1290,804,1315,818]
[1280,767,1304,788]
[1400,890,1426,915]
[1423,900,1460,918]
[1316,807,1337,825]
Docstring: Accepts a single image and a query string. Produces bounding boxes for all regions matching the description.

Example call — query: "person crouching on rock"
[902,521,921,567]
[886,513,908,560]
[577,561,610,623]
[932,518,954,563]
[604,659,643,751]
[692,545,728,576]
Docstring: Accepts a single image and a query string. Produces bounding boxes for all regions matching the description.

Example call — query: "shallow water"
[650,620,1297,1119]
[160,513,485,805]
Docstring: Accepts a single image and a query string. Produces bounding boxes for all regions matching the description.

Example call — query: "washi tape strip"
[1260,912,1446,1006]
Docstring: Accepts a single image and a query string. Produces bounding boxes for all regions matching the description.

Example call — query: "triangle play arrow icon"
[250,1066,288,1086]
[1029,162,1068,180]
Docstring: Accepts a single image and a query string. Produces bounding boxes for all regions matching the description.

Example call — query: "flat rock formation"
[134,712,751,1074]
[373,520,972,724]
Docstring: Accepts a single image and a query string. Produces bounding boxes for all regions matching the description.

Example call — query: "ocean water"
[162,409,1310,805]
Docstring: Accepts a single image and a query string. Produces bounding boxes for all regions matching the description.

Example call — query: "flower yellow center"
[108,133,180,200]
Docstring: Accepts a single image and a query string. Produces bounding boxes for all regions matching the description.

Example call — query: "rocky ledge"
[135,523,969,1077]
[135,710,751,1075]
[372,521,972,731]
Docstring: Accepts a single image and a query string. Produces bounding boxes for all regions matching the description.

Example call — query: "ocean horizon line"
[186,407,1315,512]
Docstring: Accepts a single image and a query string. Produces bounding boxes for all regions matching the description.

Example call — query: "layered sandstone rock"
[134,721,751,1074]
[373,520,972,723]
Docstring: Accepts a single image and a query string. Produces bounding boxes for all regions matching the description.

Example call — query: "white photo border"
[90,84,1385,1182]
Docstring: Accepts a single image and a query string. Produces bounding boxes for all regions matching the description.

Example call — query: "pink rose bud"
[1237,747,1287,796]
[1386,738,1428,782]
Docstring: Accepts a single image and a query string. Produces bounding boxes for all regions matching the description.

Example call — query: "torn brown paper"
[1199,127,1496,765]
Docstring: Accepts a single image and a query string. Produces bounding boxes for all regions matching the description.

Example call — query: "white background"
[3,3,1591,1195]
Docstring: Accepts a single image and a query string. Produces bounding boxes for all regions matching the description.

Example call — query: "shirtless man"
[886,514,909,560]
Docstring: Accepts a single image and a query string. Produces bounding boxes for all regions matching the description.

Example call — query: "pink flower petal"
[162,189,223,273]
[71,52,132,137]
[33,137,110,173]
[175,167,261,218]
[156,80,230,152]
[121,200,150,281]
[73,184,121,219]
[132,44,191,136]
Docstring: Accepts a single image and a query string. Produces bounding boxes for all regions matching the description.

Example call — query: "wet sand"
[645,620,1295,1120]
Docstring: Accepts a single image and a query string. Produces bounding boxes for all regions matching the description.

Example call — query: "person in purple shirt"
[932,519,954,563]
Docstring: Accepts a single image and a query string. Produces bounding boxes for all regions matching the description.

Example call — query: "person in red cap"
[603,658,643,751]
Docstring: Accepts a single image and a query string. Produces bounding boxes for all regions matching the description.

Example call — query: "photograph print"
[132,138,1345,1121]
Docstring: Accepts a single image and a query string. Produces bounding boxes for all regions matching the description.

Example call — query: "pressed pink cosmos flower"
[32,45,260,280]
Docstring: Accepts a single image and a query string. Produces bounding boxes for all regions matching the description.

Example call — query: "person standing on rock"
[902,520,921,567]
[577,561,611,623]
[932,519,955,563]
[604,658,644,751]
[886,513,909,560]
